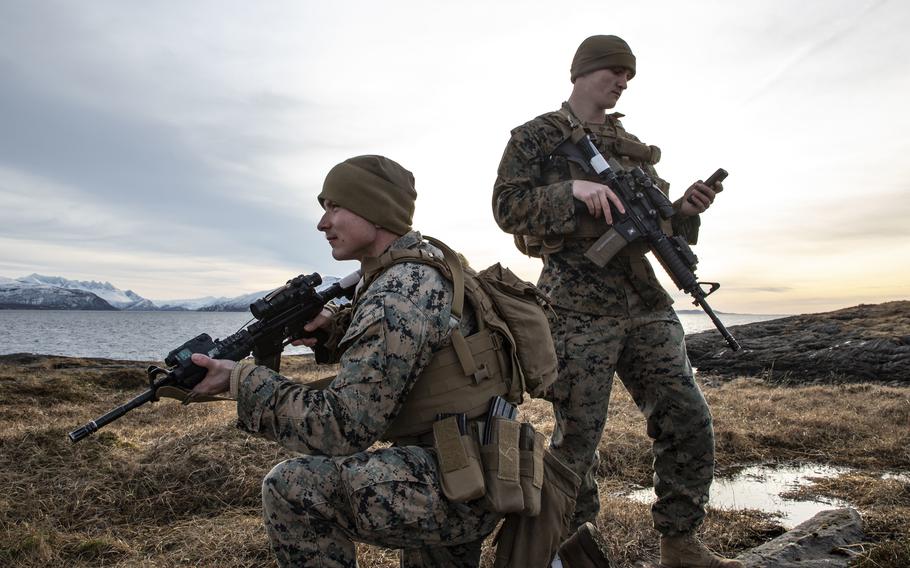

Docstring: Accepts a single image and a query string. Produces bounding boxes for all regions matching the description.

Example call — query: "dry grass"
[1,355,908,566]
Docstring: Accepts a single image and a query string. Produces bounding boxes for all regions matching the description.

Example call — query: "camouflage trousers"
[261,445,501,567]
[546,298,715,536]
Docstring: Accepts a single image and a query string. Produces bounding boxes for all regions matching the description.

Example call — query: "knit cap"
[570,35,636,82]
[318,155,417,235]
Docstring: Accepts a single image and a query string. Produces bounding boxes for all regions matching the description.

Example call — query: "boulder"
[738,508,864,567]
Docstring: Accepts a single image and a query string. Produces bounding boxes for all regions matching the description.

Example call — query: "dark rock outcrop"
[738,508,864,567]
[687,301,910,383]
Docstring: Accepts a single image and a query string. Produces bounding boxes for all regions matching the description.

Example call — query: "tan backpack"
[361,235,557,404]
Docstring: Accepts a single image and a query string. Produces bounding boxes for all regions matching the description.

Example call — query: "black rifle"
[574,135,741,351]
[68,271,360,443]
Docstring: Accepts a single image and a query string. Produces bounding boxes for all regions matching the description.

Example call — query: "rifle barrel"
[68,387,157,442]
[694,295,741,351]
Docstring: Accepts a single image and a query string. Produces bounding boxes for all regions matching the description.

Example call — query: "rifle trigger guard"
[697,281,720,297]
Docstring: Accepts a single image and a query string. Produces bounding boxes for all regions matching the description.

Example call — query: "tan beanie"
[570,35,636,82]
[318,155,417,235]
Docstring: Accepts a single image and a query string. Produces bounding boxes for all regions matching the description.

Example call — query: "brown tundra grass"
[1,354,907,567]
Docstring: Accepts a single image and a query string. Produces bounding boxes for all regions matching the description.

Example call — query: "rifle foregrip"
[651,236,698,292]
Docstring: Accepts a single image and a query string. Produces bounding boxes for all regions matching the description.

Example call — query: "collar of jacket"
[357,230,425,299]
[560,101,625,127]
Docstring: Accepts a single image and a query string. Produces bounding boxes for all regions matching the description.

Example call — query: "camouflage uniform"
[492,103,715,536]
[231,231,501,567]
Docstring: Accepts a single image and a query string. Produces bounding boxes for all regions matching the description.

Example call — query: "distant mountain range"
[0,274,340,312]
[1,273,739,315]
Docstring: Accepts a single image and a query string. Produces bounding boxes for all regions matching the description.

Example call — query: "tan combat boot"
[557,522,614,568]
[659,534,743,568]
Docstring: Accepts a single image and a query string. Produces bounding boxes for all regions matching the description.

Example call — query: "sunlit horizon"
[2,1,907,315]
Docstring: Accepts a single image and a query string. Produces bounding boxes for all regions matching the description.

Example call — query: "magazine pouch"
[433,416,485,502]
[479,417,524,513]
[518,423,546,516]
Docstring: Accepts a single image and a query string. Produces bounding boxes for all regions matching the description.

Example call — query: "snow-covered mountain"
[193,277,344,312]
[0,277,116,310]
[154,296,231,311]
[1,273,346,312]
[16,274,155,310]
[197,290,268,312]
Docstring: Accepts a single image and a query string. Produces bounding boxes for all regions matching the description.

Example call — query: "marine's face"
[317,200,379,261]
[576,67,633,110]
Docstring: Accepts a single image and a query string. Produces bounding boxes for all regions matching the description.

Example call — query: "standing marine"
[492,35,742,568]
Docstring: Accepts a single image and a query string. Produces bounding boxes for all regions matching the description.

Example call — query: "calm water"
[0,310,783,361]
[0,310,312,361]
[626,463,855,529]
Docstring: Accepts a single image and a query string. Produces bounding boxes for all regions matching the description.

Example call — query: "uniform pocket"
[338,298,385,351]
[339,447,446,534]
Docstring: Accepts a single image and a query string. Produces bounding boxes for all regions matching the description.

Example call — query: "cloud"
[0,39,335,291]
[1,0,908,313]
[726,287,793,294]
[738,1,892,102]
[747,185,910,253]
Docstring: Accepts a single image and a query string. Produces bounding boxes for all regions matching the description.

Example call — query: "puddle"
[624,463,854,528]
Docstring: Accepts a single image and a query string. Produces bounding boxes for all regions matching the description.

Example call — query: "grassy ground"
[1,354,907,567]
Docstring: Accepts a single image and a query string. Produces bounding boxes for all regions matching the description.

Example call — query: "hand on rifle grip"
[292,307,335,347]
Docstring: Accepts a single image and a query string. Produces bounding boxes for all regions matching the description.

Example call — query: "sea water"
[0,310,784,361]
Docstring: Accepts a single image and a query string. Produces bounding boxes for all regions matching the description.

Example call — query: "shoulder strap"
[422,235,465,321]
[423,236,484,379]
[361,248,440,296]
[360,237,485,380]
[558,106,594,145]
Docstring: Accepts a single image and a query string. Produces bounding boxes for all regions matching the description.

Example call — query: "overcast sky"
[1,0,907,314]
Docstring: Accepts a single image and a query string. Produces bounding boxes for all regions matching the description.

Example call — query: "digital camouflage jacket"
[493,103,701,315]
[230,231,474,455]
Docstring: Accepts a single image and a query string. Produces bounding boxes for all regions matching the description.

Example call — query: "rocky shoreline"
[686,301,910,384]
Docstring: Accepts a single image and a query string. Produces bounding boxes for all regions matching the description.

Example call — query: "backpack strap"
[361,248,439,292]
[424,235,485,380]
[423,236,465,324]
[359,237,485,380]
